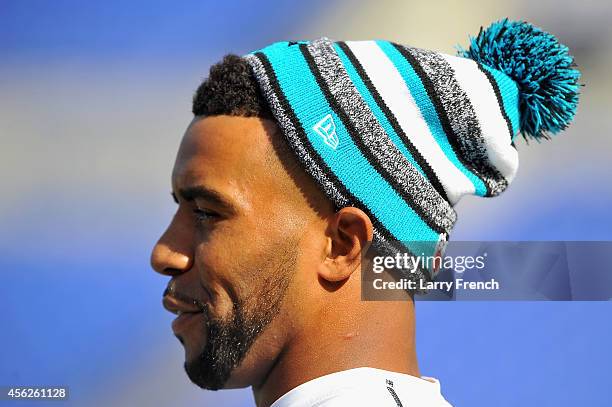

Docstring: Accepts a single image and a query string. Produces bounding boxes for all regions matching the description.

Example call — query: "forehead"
[172,115,277,200]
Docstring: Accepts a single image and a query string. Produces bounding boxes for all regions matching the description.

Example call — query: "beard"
[184,244,297,390]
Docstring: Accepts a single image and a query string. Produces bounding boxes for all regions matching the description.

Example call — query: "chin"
[184,360,255,391]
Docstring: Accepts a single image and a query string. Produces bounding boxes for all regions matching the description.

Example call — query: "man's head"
[151,55,373,390]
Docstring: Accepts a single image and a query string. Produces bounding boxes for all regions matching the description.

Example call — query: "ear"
[318,207,374,283]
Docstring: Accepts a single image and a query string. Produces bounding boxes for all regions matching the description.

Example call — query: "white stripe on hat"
[345,40,475,204]
[440,54,519,183]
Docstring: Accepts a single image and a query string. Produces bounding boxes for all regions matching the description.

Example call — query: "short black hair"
[192,54,273,119]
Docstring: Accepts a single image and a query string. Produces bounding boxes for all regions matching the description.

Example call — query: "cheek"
[193,222,263,312]
[196,219,259,268]
[194,242,237,316]
[194,210,304,305]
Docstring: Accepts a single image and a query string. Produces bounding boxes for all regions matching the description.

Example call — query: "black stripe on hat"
[336,41,450,204]
[475,61,514,142]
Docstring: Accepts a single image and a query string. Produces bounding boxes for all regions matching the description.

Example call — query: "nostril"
[164,267,187,276]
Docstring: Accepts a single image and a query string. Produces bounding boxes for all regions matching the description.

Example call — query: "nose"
[151,213,194,276]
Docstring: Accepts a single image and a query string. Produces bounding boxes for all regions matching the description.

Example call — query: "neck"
[252,297,418,407]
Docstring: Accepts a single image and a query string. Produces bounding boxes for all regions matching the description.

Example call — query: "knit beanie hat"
[243,19,580,280]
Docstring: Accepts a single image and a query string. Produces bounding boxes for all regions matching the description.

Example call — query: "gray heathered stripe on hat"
[403,46,508,196]
[306,38,456,233]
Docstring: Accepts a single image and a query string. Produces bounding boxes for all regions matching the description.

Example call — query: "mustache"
[163,280,207,312]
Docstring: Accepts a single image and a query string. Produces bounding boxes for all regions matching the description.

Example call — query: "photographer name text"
[372,278,500,291]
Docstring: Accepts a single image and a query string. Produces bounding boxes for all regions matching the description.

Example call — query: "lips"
[162,293,204,315]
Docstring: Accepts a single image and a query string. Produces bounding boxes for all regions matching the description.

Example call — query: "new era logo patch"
[313,114,339,150]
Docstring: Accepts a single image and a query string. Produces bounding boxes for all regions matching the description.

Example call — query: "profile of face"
[150,115,355,390]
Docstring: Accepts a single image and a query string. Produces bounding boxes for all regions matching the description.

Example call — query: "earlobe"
[317,207,373,283]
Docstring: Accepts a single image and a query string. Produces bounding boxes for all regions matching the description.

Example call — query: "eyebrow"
[172,185,237,213]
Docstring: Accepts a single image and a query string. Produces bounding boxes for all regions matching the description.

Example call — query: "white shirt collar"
[270,367,451,407]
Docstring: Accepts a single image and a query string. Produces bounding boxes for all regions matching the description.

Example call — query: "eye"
[192,208,219,223]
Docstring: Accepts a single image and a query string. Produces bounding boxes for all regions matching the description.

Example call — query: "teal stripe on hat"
[376,40,488,197]
[480,63,520,137]
[259,41,439,243]
[333,42,426,178]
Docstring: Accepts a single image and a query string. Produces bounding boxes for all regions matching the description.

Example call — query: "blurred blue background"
[1,0,611,406]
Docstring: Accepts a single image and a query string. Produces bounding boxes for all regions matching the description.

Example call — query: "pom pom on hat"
[458,19,581,141]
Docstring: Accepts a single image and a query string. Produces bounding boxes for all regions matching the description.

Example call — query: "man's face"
[151,115,332,390]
